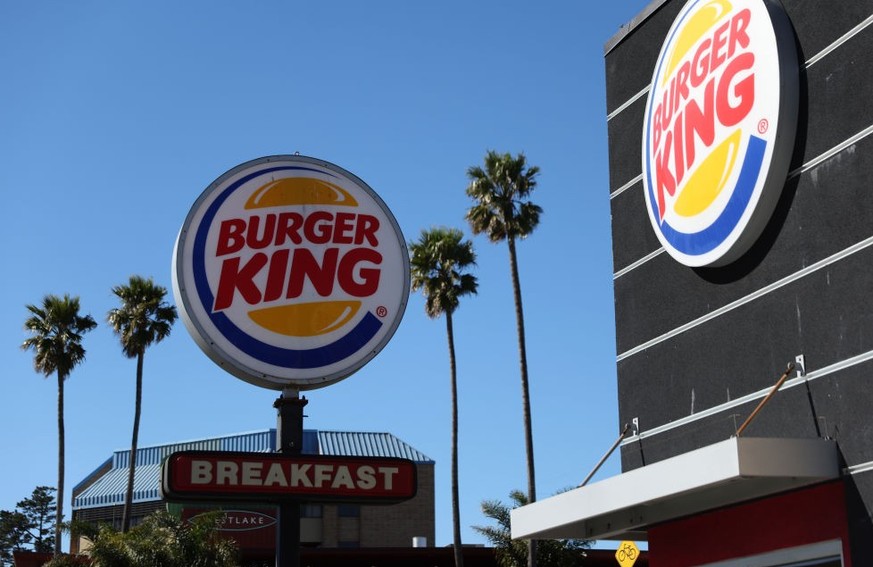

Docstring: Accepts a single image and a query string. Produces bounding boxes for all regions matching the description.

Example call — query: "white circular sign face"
[172,155,409,390]
[641,0,798,267]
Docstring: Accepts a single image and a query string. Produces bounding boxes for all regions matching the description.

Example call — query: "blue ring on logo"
[647,136,766,255]
[191,165,384,370]
[642,0,767,258]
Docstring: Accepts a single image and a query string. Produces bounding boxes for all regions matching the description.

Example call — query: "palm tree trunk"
[55,372,65,556]
[122,352,144,532]
[507,237,537,567]
[446,313,464,567]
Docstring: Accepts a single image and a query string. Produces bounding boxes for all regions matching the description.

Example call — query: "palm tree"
[474,490,590,567]
[410,227,478,567]
[69,510,238,567]
[107,275,177,532]
[465,150,542,567]
[21,294,97,556]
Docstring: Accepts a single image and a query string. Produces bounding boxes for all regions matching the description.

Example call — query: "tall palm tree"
[21,294,97,556]
[465,150,542,567]
[410,227,478,567]
[107,275,177,532]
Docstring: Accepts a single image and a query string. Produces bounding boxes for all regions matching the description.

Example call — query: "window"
[337,504,360,518]
[300,504,322,518]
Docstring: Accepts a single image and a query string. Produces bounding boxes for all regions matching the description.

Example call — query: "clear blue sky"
[1,0,650,549]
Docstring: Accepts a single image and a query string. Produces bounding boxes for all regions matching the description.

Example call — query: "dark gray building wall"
[604,0,873,560]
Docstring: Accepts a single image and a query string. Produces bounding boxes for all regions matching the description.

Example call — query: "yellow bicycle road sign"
[615,540,639,567]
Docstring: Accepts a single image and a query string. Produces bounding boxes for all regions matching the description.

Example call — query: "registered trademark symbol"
[758,119,769,134]
[376,306,388,318]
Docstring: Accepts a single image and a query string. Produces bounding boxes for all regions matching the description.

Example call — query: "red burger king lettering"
[651,8,754,220]
[216,212,380,253]
[212,211,383,312]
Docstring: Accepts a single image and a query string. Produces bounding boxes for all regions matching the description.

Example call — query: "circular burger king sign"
[173,155,409,390]
[642,0,798,267]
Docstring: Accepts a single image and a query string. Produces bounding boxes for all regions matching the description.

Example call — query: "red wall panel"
[648,481,851,566]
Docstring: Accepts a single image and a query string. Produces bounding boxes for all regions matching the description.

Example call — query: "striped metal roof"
[72,429,431,510]
[317,431,433,463]
[73,430,276,510]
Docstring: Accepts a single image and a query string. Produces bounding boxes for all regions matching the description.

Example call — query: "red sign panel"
[182,508,277,552]
[162,451,417,503]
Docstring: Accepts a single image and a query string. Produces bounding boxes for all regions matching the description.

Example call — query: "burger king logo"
[642,0,798,267]
[173,155,409,390]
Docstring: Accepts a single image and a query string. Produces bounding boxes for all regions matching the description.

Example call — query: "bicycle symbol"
[615,540,638,566]
[617,543,637,561]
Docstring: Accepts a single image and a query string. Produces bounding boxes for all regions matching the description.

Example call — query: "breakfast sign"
[163,451,417,503]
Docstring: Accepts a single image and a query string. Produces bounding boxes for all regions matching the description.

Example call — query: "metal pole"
[578,423,630,488]
[736,363,794,437]
[274,389,307,567]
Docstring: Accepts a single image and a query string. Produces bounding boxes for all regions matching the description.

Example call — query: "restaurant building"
[71,429,435,561]
[513,0,873,565]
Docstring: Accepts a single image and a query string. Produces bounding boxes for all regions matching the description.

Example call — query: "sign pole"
[274,389,308,567]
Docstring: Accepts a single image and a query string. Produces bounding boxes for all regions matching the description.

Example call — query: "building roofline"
[73,429,433,510]
[604,0,671,55]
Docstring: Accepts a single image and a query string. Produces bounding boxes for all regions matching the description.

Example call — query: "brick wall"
[360,462,434,547]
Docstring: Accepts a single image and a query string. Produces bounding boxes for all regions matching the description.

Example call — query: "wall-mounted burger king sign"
[173,155,409,390]
[642,0,798,267]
